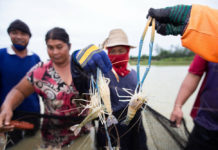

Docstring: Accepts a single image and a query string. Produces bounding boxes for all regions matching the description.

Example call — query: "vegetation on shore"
[130,45,194,66]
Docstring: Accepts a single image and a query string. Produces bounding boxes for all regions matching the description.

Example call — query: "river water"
[7,65,202,150]
[132,65,199,130]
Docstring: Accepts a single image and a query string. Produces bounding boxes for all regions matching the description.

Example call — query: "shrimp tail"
[121,104,137,126]
[70,124,81,136]
[121,117,132,126]
[106,115,118,127]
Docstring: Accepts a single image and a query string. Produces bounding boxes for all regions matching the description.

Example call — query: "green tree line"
[130,45,194,60]
[130,45,195,65]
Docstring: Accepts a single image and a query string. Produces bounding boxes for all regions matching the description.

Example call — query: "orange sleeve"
[181,4,218,63]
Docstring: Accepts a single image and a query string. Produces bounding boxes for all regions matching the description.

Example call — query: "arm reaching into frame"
[0,77,34,129]
[147,4,218,63]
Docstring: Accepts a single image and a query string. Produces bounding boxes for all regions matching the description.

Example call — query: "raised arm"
[147,5,218,63]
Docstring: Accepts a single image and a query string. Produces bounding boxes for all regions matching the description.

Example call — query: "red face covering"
[108,46,130,77]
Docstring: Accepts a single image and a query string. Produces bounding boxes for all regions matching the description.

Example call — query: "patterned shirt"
[27,60,89,147]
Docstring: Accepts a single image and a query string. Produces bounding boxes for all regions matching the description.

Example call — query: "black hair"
[7,19,32,37]
[45,27,70,45]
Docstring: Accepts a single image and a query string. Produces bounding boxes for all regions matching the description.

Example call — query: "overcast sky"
[0,0,217,61]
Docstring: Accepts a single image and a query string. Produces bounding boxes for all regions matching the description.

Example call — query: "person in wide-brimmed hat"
[102,28,135,77]
[96,29,148,150]
[103,28,135,49]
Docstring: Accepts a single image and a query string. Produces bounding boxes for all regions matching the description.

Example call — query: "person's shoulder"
[27,50,38,57]
[0,48,7,54]
[31,52,40,57]
[28,60,50,74]
[35,60,51,69]
[0,47,7,51]
[130,68,136,73]
[189,55,207,75]
[191,55,207,67]
[0,48,9,59]
[127,69,137,80]
[26,50,41,62]
[31,53,41,61]
[129,68,137,75]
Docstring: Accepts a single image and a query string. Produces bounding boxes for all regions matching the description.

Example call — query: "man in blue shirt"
[0,19,41,148]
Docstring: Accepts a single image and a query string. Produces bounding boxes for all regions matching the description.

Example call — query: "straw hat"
[102,29,136,49]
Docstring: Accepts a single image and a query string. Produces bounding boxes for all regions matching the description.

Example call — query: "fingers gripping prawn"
[97,68,118,127]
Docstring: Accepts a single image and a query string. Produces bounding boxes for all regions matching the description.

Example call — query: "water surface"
[8,65,202,149]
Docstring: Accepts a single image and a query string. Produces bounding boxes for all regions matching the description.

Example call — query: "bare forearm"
[174,73,201,108]
[0,77,35,126]
[1,88,25,110]
[1,77,34,111]
[170,73,202,126]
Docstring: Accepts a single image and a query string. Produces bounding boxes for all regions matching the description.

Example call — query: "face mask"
[108,52,130,77]
[13,44,27,51]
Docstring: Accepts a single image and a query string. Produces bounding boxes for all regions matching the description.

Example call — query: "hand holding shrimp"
[0,102,15,132]
[97,68,118,127]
